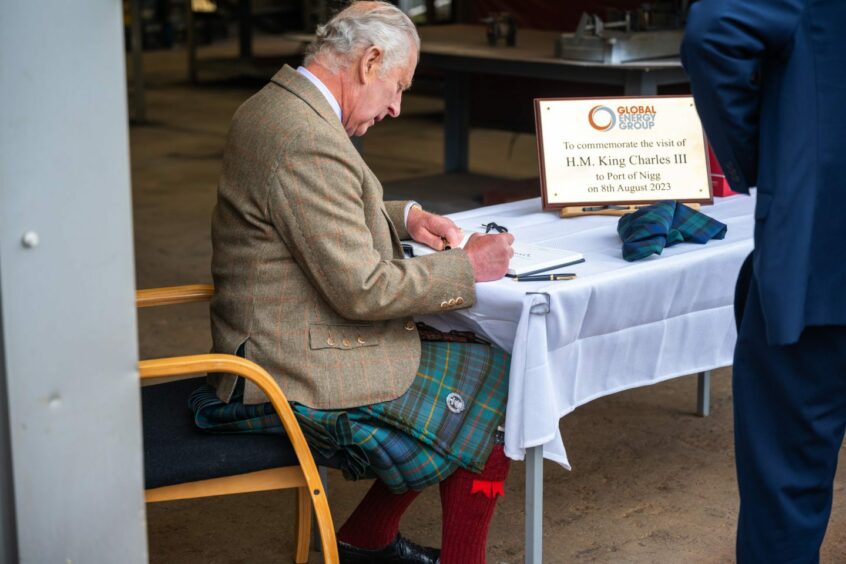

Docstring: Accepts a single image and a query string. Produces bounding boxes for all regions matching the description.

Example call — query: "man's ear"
[358,46,383,83]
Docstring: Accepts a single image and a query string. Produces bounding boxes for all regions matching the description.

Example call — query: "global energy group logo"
[588,104,657,131]
[588,105,616,131]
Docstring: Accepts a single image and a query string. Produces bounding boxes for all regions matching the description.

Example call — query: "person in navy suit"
[682,0,846,561]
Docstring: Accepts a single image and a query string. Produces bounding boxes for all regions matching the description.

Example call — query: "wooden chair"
[137,284,338,563]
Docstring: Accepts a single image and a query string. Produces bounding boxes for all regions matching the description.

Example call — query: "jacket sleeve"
[681,0,804,193]
[267,127,476,321]
[384,200,411,240]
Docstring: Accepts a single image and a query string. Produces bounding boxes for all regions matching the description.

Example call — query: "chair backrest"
[136,284,338,562]
[136,283,214,309]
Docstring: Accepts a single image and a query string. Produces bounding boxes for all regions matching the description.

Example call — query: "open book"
[404,233,584,277]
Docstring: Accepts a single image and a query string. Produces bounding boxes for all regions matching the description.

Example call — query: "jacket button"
[404,320,415,331]
[326,337,335,346]
[440,301,449,309]
[342,338,351,347]
[357,336,366,345]
[455,297,465,305]
[448,298,456,306]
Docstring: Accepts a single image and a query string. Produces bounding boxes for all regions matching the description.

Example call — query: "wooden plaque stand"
[560,202,701,218]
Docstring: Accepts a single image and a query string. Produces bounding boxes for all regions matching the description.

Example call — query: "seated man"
[190,2,515,563]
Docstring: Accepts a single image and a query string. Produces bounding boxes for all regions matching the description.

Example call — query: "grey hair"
[304,1,420,75]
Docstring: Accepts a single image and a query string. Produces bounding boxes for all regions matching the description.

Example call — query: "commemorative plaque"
[534,96,712,211]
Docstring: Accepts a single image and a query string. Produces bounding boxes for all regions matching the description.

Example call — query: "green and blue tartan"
[617,201,728,262]
[190,341,510,493]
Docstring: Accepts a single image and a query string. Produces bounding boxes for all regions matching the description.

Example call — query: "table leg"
[238,0,253,60]
[525,445,543,564]
[697,370,711,417]
[444,71,470,173]
[624,70,657,96]
[129,0,146,123]
[186,1,197,83]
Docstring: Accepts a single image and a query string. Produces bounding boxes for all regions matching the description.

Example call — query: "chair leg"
[310,484,339,563]
[312,465,329,552]
[294,487,312,563]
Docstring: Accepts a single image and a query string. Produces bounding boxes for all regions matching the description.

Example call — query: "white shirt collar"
[296,66,342,122]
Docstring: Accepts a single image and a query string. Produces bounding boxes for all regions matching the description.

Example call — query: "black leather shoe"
[337,532,440,564]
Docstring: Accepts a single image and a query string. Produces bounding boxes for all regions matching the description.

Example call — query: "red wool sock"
[439,444,511,564]
[336,479,421,550]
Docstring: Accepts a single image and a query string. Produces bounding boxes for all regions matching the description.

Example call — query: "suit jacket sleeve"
[384,200,411,240]
[681,0,804,193]
[267,127,476,321]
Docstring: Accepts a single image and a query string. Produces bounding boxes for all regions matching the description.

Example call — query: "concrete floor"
[133,44,846,563]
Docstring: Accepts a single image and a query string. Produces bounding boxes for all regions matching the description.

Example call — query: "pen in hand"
[441,227,464,250]
[512,273,576,282]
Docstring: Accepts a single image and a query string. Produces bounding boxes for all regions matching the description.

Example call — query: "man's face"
[344,48,417,137]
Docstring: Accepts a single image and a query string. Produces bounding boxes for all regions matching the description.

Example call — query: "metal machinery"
[556,1,690,64]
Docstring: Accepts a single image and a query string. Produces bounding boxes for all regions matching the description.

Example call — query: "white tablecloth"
[417,194,755,469]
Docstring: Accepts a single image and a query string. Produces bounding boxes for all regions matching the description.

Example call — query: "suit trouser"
[734,254,846,563]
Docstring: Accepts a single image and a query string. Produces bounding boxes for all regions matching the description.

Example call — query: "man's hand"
[407,206,463,250]
[463,233,515,282]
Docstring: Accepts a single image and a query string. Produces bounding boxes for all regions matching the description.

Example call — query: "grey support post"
[0,1,147,562]
[0,283,18,564]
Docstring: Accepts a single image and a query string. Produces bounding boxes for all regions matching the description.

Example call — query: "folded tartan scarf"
[617,201,727,262]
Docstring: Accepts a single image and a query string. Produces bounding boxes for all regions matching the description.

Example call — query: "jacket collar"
[270,65,347,137]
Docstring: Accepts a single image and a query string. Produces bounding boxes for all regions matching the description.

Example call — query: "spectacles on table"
[481,222,508,234]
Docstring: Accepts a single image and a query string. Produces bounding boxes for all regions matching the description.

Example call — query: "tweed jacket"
[209,65,476,408]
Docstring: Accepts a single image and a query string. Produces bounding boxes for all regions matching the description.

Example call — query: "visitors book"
[405,234,584,277]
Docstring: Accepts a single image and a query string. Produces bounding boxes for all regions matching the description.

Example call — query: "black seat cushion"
[142,377,338,490]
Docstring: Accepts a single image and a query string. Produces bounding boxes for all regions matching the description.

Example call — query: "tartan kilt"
[190,341,510,493]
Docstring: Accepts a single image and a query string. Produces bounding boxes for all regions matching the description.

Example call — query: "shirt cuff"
[403,201,421,228]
